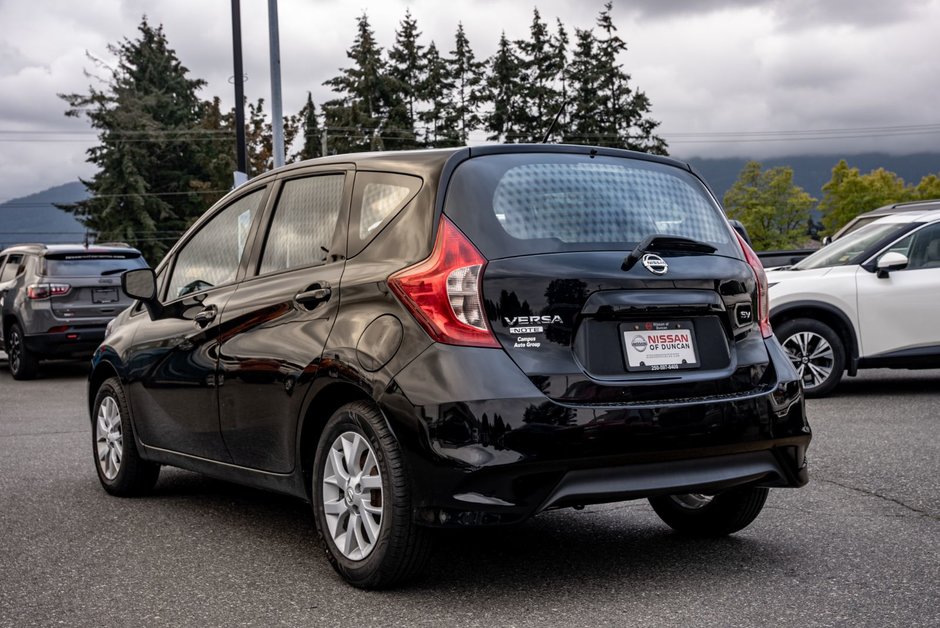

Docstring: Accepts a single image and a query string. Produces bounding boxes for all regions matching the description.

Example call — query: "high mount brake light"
[734,232,773,338]
[388,217,499,348]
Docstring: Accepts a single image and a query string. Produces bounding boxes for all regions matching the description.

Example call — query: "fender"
[770,299,860,376]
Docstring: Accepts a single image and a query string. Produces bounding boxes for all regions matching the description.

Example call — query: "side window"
[0,254,23,283]
[259,174,345,274]
[901,222,940,270]
[349,172,422,257]
[166,188,264,300]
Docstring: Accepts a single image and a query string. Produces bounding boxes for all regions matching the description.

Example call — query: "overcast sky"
[1,0,938,202]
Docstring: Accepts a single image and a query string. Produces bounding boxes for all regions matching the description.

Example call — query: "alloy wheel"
[95,396,124,480]
[670,493,714,510]
[782,330,834,391]
[321,431,384,561]
[8,328,22,374]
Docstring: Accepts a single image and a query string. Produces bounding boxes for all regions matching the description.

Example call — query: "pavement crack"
[815,476,939,521]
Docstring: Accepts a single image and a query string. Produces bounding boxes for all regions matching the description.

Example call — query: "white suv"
[767,209,940,397]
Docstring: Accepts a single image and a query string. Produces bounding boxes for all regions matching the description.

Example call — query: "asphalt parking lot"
[0,356,937,627]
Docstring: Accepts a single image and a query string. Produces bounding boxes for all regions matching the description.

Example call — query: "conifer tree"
[59,19,213,262]
[514,9,564,142]
[419,42,459,147]
[292,92,322,161]
[446,23,486,144]
[323,13,391,152]
[592,2,667,154]
[387,10,424,148]
[484,32,524,142]
[564,29,604,145]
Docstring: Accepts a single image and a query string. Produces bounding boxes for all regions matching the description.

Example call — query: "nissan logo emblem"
[641,253,668,275]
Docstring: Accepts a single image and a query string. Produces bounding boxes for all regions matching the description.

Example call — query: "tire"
[7,323,39,380]
[775,317,846,398]
[312,401,431,589]
[92,377,160,496]
[649,487,770,537]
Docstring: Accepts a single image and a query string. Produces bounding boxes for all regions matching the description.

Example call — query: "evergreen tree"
[387,9,424,148]
[323,12,401,152]
[419,42,459,147]
[549,19,570,142]
[514,9,565,142]
[484,32,524,142]
[592,2,667,154]
[446,23,486,144]
[59,19,213,262]
[292,92,322,161]
[564,28,604,145]
[193,96,236,206]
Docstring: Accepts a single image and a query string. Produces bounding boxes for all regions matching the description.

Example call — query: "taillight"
[734,232,772,338]
[27,283,71,299]
[388,217,499,348]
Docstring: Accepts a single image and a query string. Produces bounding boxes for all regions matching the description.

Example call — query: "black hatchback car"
[90,145,810,588]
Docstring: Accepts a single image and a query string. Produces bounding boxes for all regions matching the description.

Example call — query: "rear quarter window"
[348,172,422,257]
[444,153,736,259]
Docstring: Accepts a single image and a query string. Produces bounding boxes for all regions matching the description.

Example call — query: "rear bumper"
[24,328,106,357]
[383,338,810,527]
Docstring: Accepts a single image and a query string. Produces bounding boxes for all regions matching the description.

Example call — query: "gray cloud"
[0,0,938,202]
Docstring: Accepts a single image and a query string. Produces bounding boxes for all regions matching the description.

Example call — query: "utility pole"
[231,0,248,186]
[268,0,285,169]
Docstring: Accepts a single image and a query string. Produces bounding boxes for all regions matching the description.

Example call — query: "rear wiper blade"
[100,268,128,276]
[622,235,717,271]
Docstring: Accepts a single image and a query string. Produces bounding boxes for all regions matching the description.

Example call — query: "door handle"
[295,283,332,308]
[193,305,217,328]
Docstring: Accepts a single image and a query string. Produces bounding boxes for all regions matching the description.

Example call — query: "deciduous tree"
[724,161,816,250]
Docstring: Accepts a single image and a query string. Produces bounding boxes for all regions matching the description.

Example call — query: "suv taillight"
[27,283,71,299]
[734,232,772,338]
[388,217,499,348]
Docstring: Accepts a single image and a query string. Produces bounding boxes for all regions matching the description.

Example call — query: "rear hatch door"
[43,251,146,319]
[444,150,770,404]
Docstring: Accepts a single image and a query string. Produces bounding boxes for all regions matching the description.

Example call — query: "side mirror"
[728,219,752,247]
[875,252,909,279]
[121,268,162,318]
[822,236,832,246]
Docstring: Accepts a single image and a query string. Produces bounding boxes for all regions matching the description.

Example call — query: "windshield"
[794,222,910,270]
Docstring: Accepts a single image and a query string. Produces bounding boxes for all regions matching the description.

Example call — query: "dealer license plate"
[92,287,118,304]
[622,321,699,372]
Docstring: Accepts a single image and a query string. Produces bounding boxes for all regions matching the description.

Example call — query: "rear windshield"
[444,153,735,259]
[44,253,147,276]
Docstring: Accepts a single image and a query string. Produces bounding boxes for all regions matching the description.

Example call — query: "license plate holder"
[92,288,118,304]
[622,320,700,372]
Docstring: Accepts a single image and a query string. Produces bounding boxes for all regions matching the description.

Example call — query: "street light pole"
[231,0,248,186]
[268,0,285,169]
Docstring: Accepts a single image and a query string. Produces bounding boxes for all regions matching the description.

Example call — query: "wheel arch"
[88,358,121,421]
[296,380,374,499]
[770,301,859,375]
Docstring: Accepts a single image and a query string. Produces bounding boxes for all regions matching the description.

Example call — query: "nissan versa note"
[89,145,810,588]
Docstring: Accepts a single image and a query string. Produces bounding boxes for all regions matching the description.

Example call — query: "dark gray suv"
[0,243,147,379]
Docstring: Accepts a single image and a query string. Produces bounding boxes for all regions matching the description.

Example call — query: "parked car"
[768,208,940,397]
[0,243,147,379]
[89,145,810,588]
[823,199,940,244]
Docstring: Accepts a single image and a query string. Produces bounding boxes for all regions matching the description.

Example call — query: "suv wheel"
[648,487,769,536]
[775,318,846,398]
[92,377,160,496]
[7,323,39,380]
[312,401,431,589]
